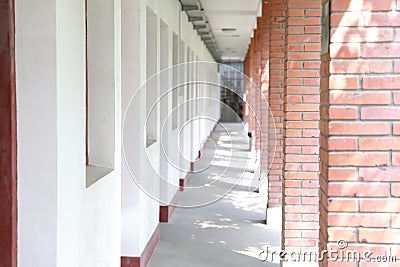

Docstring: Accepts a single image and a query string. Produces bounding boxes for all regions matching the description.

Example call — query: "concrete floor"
[148,123,281,267]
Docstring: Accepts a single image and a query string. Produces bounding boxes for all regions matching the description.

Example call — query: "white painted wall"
[16,0,220,265]
[121,0,220,259]
[16,0,121,266]
[16,0,58,265]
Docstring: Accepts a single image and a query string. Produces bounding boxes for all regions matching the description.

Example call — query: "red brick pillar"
[254,21,262,158]
[248,39,255,137]
[320,0,400,266]
[243,53,250,123]
[0,0,17,266]
[283,0,322,253]
[260,1,271,185]
[268,0,286,209]
[319,1,330,265]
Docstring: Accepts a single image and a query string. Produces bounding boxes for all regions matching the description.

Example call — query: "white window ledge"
[146,138,157,148]
[86,165,113,188]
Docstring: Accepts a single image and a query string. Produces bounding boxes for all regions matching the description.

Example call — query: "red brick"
[329,182,389,197]
[285,204,318,214]
[303,113,320,120]
[287,86,319,95]
[287,27,304,35]
[328,228,356,242]
[287,70,319,78]
[366,13,400,27]
[359,138,400,151]
[303,61,320,69]
[301,214,319,222]
[285,197,302,205]
[393,184,400,197]
[360,199,400,212]
[329,213,390,227]
[302,180,319,189]
[304,43,321,52]
[329,122,390,135]
[394,92,400,104]
[359,168,400,182]
[331,61,391,74]
[394,152,400,167]
[331,28,393,43]
[359,261,400,267]
[329,107,358,120]
[328,199,357,212]
[362,44,400,58]
[330,91,391,105]
[285,239,317,247]
[327,244,390,258]
[286,78,302,86]
[328,262,356,267]
[286,103,319,112]
[287,52,320,60]
[392,214,400,228]
[392,245,400,257]
[303,95,319,103]
[328,138,357,151]
[285,180,301,188]
[285,154,318,163]
[329,76,359,90]
[395,123,400,135]
[361,107,400,120]
[328,168,357,181]
[301,130,318,139]
[363,77,400,90]
[304,26,321,34]
[288,9,304,17]
[395,61,400,73]
[288,0,321,8]
[285,171,319,180]
[331,13,364,27]
[396,29,400,42]
[359,229,400,243]
[303,78,320,86]
[329,153,389,167]
[287,61,302,69]
[287,35,320,43]
[284,221,319,231]
[330,43,360,59]
[286,121,318,129]
[331,0,393,11]
[285,229,302,238]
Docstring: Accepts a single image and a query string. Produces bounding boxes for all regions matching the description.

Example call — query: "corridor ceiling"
[180,0,262,62]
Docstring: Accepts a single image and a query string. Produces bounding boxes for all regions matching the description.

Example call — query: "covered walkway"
[1,0,400,266]
[149,123,280,267]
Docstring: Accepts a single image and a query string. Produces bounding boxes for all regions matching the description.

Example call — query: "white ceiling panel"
[200,0,261,61]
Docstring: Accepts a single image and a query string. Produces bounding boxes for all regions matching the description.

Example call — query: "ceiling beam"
[182,4,199,11]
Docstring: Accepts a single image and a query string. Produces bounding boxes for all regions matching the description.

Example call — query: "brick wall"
[322,0,400,266]
[319,0,330,263]
[254,25,262,157]
[283,0,322,252]
[243,0,284,208]
[260,2,271,179]
[267,0,286,208]
[244,1,400,265]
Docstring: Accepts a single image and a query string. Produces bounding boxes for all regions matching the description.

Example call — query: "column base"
[121,224,160,267]
[159,190,179,223]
